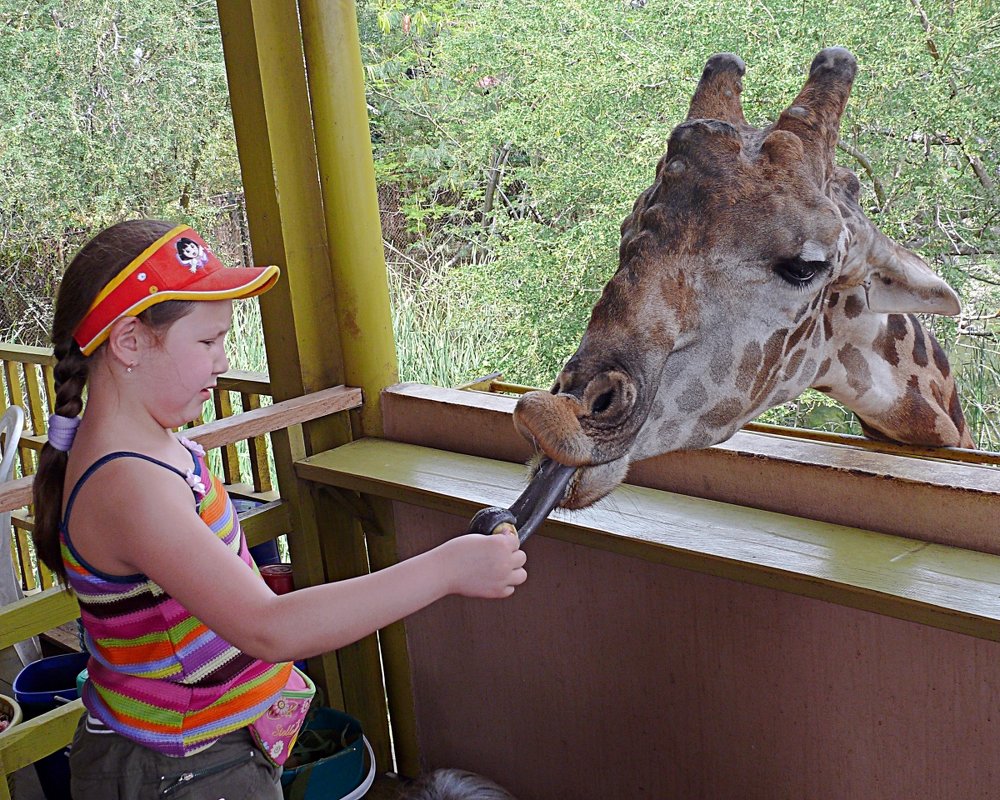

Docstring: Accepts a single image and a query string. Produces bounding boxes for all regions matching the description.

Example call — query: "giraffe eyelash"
[773,256,831,288]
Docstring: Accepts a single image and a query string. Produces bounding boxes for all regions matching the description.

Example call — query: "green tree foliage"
[361,0,999,442]
[2,1,998,444]
[0,0,241,342]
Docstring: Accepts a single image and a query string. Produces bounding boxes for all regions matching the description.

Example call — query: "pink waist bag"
[250,665,316,766]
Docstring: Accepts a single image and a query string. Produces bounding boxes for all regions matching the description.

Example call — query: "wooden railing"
[0,384,363,796]
[0,344,276,593]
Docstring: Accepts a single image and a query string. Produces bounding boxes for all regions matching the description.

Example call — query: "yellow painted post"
[299,0,419,774]
[299,0,399,437]
[217,0,398,771]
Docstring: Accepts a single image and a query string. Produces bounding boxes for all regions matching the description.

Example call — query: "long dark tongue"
[465,458,576,543]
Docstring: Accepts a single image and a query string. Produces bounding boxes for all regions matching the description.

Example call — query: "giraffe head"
[513,48,963,509]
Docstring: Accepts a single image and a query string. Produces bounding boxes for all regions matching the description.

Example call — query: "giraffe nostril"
[591,389,615,414]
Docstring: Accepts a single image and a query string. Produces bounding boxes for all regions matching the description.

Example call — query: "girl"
[32,219,527,798]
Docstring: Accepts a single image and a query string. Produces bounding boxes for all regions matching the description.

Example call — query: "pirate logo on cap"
[176,237,210,273]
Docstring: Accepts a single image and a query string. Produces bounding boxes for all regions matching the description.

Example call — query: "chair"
[0,405,42,665]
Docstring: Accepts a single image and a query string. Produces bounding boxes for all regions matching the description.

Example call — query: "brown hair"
[398,770,518,800]
[32,220,195,583]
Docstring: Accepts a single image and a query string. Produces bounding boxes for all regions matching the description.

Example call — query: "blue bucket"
[13,651,90,800]
[280,707,373,799]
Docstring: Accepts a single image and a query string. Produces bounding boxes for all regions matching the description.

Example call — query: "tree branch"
[837,139,887,208]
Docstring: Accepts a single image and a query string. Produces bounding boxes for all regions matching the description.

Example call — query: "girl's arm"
[91,460,527,662]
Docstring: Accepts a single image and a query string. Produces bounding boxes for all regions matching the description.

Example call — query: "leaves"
[362,0,1000,443]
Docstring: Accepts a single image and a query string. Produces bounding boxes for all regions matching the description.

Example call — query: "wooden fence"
[1,344,276,594]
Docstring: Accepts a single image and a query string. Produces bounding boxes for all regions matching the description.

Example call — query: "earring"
[126,365,134,374]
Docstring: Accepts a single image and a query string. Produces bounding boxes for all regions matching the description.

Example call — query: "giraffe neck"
[812,286,973,448]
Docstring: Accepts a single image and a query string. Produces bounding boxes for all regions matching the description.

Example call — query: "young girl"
[32,219,527,798]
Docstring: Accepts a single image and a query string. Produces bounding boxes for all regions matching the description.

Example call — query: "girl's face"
[139,300,233,429]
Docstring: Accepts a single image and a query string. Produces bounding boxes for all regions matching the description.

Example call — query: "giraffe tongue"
[465,459,576,543]
[508,459,576,542]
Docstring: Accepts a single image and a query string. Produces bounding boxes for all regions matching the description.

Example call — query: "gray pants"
[69,716,282,799]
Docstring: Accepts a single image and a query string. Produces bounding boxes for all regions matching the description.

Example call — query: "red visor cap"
[73,225,280,356]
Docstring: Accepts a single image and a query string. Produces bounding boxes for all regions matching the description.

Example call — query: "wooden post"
[216,0,401,770]
[298,0,419,775]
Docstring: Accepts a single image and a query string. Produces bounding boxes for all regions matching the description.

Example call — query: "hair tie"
[48,414,81,452]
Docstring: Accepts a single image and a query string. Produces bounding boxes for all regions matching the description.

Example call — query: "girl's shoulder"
[65,437,199,505]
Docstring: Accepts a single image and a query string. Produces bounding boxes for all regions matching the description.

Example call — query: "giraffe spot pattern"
[709,339,735,385]
[890,374,946,445]
[736,341,762,393]
[682,424,714,450]
[908,314,928,367]
[677,379,709,413]
[948,385,965,433]
[784,317,811,353]
[931,337,951,378]
[750,328,788,403]
[701,397,744,428]
[872,314,907,367]
[843,293,865,319]
[784,348,805,379]
[815,357,832,380]
[837,343,871,398]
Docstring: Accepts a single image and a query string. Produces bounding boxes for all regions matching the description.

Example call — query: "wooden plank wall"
[395,503,1000,800]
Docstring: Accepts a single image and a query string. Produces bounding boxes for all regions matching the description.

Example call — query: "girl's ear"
[106,316,145,368]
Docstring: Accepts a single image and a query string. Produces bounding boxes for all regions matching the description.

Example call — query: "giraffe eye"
[774,256,829,287]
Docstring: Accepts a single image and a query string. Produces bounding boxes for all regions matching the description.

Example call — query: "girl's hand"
[440,531,527,599]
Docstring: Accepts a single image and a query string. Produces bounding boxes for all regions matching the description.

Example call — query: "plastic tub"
[13,652,89,800]
[13,652,89,718]
[280,707,374,799]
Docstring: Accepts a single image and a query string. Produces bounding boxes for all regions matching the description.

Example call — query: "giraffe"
[511,47,973,511]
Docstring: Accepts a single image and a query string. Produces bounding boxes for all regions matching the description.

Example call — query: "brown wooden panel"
[395,503,1000,800]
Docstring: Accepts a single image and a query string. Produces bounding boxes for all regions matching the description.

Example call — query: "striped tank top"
[60,437,292,757]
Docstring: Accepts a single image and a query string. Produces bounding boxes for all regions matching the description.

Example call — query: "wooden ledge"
[381,383,1000,556]
[297,438,1000,642]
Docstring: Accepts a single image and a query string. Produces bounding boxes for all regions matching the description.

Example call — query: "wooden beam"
[0,701,83,777]
[382,383,1000,556]
[0,587,79,650]
[0,386,362,514]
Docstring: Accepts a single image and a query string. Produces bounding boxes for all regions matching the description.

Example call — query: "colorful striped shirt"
[60,437,292,757]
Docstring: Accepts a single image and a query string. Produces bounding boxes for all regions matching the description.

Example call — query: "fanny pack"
[249,665,316,767]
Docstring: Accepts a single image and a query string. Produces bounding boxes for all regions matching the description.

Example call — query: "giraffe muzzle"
[513,370,643,467]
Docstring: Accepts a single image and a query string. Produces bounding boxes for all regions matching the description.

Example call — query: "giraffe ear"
[863,241,961,316]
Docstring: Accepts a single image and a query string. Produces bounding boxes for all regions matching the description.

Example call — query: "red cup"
[260,564,295,595]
